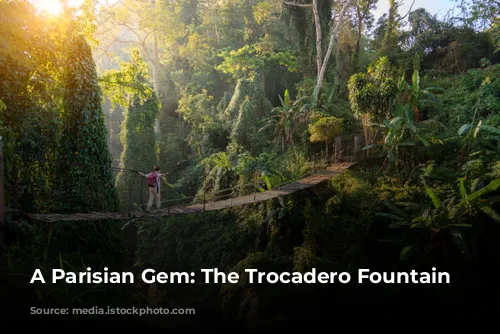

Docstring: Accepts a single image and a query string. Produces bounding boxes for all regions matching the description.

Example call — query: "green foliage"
[197,151,237,198]
[4,0,500,321]
[56,35,118,213]
[0,221,133,323]
[100,49,158,204]
[99,49,155,110]
[225,76,273,155]
[348,57,398,120]
[427,65,500,130]
[177,89,216,127]
[367,104,441,170]
[224,76,272,122]
[176,88,221,155]
[259,89,308,151]
[296,171,376,271]
[309,116,343,144]
[115,93,157,195]
[0,1,65,212]
[216,37,297,80]
[379,177,500,262]
[232,99,262,155]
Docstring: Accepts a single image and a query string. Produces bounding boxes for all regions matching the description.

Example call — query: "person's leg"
[155,188,161,210]
[147,187,154,212]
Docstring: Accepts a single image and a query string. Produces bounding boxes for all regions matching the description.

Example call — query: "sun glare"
[32,0,63,15]
[29,0,85,16]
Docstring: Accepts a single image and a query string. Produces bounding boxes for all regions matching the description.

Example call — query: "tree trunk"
[382,0,397,55]
[354,6,363,70]
[312,0,322,75]
[313,0,354,103]
[151,0,161,136]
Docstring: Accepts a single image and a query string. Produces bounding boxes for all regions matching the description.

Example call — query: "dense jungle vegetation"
[1,0,500,329]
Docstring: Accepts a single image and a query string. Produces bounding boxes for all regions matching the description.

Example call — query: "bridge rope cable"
[19,161,355,222]
[15,153,189,178]
[8,158,354,222]
[6,143,354,217]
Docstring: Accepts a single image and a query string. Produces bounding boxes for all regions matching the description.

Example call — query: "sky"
[28,0,84,15]
[374,0,459,21]
[28,0,460,21]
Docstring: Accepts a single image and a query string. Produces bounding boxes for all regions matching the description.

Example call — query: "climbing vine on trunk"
[56,35,118,213]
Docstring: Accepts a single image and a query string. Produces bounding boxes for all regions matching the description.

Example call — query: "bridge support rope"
[21,162,356,223]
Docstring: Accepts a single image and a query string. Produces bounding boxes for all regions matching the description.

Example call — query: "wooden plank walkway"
[24,162,356,223]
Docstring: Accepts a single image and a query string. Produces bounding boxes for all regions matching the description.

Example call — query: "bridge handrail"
[144,162,334,213]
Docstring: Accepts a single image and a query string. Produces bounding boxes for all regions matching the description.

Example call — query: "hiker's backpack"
[148,172,158,188]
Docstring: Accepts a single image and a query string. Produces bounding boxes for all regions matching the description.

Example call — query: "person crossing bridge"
[138,165,167,213]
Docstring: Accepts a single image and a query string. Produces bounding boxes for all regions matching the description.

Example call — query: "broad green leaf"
[458,178,468,199]
[283,89,290,107]
[261,174,272,190]
[412,70,420,92]
[278,207,288,219]
[397,202,424,211]
[278,94,285,108]
[400,245,416,261]
[256,185,266,192]
[425,187,442,210]
[477,203,500,223]
[448,206,466,220]
[466,178,500,202]
[474,120,482,138]
[458,124,471,136]
[398,74,407,90]
[326,86,335,104]
[383,201,408,218]
[479,124,500,135]
[417,134,430,147]
[390,116,403,125]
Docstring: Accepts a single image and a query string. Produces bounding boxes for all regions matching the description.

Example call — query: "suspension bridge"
[21,161,356,223]
[1,134,363,226]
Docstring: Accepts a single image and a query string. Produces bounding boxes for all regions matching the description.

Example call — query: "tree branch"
[398,0,416,21]
[284,1,313,8]
[313,0,355,103]
[312,0,322,75]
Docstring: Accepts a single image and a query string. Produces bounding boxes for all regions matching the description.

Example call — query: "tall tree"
[285,0,356,103]
[352,0,377,70]
[56,35,118,213]
[100,49,158,202]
